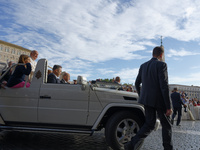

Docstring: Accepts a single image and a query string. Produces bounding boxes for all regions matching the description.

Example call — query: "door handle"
[40,95,51,99]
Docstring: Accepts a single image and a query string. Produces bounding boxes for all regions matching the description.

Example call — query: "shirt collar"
[151,57,159,61]
[52,73,59,79]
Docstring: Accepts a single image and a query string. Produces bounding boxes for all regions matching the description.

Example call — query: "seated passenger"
[60,72,70,84]
[114,76,124,91]
[73,80,77,84]
[47,65,62,83]
[7,55,31,88]
[48,69,52,75]
[114,76,121,84]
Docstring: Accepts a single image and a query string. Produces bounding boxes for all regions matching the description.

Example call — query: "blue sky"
[0,0,200,86]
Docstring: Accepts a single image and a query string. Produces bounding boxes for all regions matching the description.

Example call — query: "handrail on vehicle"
[0,62,7,74]
[0,63,26,85]
[48,66,53,69]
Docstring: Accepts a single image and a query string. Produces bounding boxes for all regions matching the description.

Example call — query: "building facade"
[132,84,200,99]
[169,84,200,99]
[0,40,31,64]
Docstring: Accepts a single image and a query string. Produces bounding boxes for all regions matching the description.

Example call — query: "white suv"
[0,59,159,150]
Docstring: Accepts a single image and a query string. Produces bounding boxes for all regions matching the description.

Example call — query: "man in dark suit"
[171,88,186,126]
[124,46,173,150]
[47,65,62,83]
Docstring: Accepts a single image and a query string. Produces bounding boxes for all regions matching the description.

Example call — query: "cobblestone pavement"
[0,121,200,150]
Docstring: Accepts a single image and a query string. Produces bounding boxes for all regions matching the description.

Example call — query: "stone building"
[0,40,31,64]
[132,84,200,100]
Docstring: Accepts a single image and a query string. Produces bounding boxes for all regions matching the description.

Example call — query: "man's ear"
[158,53,163,61]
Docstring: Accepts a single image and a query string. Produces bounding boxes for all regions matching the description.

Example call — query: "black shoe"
[124,141,144,150]
[124,142,133,150]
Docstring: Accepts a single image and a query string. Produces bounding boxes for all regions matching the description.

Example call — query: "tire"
[105,111,143,150]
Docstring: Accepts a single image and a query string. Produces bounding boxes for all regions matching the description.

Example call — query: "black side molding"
[123,96,137,101]
[40,96,51,99]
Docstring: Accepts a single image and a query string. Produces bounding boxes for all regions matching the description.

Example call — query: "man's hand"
[166,109,173,116]
[184,104,187,108]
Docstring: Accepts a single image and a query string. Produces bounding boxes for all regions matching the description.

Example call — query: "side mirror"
[77,76,87,85]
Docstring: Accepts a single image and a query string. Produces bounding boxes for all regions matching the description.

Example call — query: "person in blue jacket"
[7,54,32,88]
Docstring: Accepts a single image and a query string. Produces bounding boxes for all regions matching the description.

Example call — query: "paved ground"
[143,120,200,150]
[0,120,200,150]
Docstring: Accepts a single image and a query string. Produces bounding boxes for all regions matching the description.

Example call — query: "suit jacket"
[171,92,184,108]
[47,73,61,83]
[60,79,70,84]
[135,57,171,109]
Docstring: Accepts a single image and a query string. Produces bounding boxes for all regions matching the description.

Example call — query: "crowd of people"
[95,76,135,92]
[171,87,200,126]
[179,91,200,107]
[0,50,75,89]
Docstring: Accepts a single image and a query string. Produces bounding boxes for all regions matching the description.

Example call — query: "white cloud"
[1,0,200,64]
[169,72,200,86]
[96,68,115,75]
[114,68,139,84]
[167,48,200,57]
[1,0,200,85]
[191,66,200,70]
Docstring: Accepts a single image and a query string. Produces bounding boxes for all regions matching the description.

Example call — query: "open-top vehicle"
[0,59,159,150]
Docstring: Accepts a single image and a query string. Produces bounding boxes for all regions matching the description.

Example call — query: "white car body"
[0,59,159,150]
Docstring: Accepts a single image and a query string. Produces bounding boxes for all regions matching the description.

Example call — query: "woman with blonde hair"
[7,54,32,88]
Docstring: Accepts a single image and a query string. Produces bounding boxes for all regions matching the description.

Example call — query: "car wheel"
[105,111,143,150]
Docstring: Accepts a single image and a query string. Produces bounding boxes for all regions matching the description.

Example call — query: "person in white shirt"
[29,50,38,82]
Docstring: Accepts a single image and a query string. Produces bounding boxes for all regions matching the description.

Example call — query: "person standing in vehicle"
[29,50,38,82]
[124,46,173,150]
[171,88,187,126]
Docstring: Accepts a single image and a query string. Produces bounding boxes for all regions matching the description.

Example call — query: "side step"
[0,126,94,135]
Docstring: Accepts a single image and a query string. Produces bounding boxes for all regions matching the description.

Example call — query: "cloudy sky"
[0,0,200,86]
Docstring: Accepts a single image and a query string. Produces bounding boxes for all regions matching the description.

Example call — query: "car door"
[38,83,89,125]
[0,87,39,123]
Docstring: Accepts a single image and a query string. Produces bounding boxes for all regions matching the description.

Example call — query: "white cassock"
[29,57,37,82]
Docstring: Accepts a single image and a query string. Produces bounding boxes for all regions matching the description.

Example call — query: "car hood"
[92,87,139,99]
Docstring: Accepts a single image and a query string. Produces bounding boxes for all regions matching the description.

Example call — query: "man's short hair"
[30,50,38,56]
[62,72,69,77]
[53,65,62,71]
[174,88,178,91]
[153,46,164,57]
[31,50,37,54]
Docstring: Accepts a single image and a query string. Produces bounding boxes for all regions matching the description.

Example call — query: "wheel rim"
[116,118,140,146]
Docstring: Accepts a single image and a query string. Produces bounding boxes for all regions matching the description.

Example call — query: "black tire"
[105,111,143,150]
